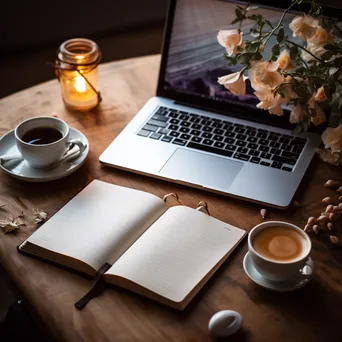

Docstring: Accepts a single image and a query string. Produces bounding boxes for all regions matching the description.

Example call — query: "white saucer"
[243,252,314,292]
[0,128,89,182]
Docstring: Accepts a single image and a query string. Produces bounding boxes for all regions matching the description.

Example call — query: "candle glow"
[74,75,86,93]
[57,38,100,111]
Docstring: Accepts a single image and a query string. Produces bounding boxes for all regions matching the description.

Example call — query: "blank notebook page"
[107,206,245,303]
[25,180,166,271]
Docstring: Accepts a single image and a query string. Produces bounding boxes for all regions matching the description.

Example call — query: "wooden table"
[0,55,342,342]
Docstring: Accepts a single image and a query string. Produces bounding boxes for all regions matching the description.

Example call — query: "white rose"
[217,71,248,96]
[217,29,245,56]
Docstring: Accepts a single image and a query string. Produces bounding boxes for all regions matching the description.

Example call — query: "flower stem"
[285,39,324,63]
[285,41,309,69]
[263,2,295,45]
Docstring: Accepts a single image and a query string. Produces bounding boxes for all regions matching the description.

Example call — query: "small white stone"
[208,310,243,337]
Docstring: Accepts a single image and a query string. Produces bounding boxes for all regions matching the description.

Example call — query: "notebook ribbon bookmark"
[75,262,112,310]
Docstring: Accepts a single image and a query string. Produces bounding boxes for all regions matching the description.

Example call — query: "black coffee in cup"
[21,127,64,145]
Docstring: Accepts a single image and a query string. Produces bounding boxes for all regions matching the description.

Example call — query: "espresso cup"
[248,221,312,282]
[15,116,86,169]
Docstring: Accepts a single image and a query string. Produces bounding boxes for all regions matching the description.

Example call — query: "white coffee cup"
[248,221,313,282]
[15,116,86,169]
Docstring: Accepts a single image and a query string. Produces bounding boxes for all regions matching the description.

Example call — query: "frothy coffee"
[253,227,306,262]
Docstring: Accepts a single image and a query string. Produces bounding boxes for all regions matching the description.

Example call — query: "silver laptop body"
[100,0,322,209]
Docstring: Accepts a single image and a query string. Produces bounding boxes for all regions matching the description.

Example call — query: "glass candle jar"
[56,38,101,111]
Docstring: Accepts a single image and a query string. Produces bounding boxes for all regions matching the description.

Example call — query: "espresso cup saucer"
[0,127,89,182]
[243,252,314,292]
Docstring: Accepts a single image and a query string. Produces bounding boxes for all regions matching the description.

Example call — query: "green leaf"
[237,53,252,64]
[278,90,285,98]
[292,124,303,135]
[247,14,261,21]
[297,66,306,73]
[309,108,317,117]
[271,55,278,61]
[313,6,322,16]
[272,44,280,56]
[294,84,308,97]
[253,51,263,60]
[231,18,241,25]
[323,84,331,98]
[291,98,299,106]
[277,28,285,43]
[322,50,333,60]
[224,55,238,65]
[235,8,243,19]
[290,45,299,60]
[332,57,342,67]
[329,67,339,76]
[323,44,336,51]
[312,78,323,88]
[302,115,311,131]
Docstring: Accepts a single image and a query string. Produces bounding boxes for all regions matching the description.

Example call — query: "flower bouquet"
[217,0,342,165]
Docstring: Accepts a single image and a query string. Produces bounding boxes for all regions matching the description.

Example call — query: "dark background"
[1,0,341,99]
[0,0,168,99]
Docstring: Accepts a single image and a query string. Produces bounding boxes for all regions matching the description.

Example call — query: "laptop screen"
[157,0,340,129]
[163,0,298,114]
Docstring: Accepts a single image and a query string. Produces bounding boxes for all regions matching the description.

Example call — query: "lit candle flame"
[74,75,86,93]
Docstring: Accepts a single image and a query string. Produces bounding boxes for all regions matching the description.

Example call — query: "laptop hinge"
[174,100,259,123]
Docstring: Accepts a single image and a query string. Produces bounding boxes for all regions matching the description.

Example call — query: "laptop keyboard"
[137,107,307,172]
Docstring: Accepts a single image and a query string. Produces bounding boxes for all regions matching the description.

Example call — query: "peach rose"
[315,86,327,102]
[311,105,326,126]
[282,76,296,102]
[217,71,248,96]
[301,42,326,62]
[322,124,342,152]
[302,26,333,62]
[248,60,283,92]
[217,29,245,56]
[308,26,332,46]
[277,50,294,71]
[316,148,341,165]
[255,91,284,116]
[289,105,304,124]
[289,15,319,41]
[308,94,326,126]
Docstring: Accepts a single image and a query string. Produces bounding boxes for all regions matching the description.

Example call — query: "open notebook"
[19,180,246,310]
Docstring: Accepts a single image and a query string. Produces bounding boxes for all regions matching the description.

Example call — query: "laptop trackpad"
[159,149,243,190]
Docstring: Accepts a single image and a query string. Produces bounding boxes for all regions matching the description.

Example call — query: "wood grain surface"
[0,55,342,342]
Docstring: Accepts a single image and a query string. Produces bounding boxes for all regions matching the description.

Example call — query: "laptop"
[100,0,323,209]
